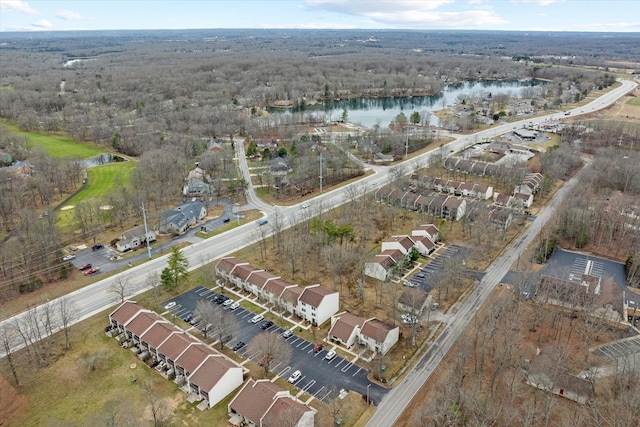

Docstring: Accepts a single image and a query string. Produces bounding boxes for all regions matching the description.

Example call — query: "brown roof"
[126,312,167,337]
[110,301,144,325]
[264,278,296,298]
[234,264,262,281]
[361,318,396,342]
[229,379,283,425]
[263,395,312,426]
[139,322,176,349]
[494,193,510,204]
[175,343,216,374]
[299,285,336,308]
[412,235,435,250]
[189,355,238,393]
[380,249,404,263]
[156,332,198,362]
[398,288,430,311]
[216,256,248,274]
[371,254,396,269]
[281,286,303,305]
[384,235,415,252]
[247,270,279,288]
[443,196,463,209]
[514,192,532,201]
[415,224,438,236]
[329,312,365,342]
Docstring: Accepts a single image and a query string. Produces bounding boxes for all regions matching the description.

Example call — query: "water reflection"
[80,153,126,168]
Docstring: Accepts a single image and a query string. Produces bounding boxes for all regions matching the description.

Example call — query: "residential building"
[364,249,405,281]
[381,235,416,255]
[398,288,432,315]
[116,225,156,252]
[359,318,399,355]
[156,201,207,236]
[297,284,339,326]
[411,224,439,243]
[327,312,366,349]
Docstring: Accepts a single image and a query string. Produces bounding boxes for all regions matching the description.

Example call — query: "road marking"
[302,379,315,393]
[352,367,363,377]
[313,385,326,398]
[341,362,353,372]
[334,359,344,368]
[277,366,292,377]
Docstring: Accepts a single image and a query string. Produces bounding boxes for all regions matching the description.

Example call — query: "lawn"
[626,97,640,106]
[0,121,104,159]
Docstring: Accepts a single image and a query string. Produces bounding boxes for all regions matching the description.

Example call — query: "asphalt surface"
[164,286,388,403]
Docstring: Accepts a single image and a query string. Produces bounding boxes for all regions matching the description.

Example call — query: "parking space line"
[313,385,326,398]
[277,366,292,377]
[341,362,353,372]
[352,367,363,377]
[301,379,315,393]
[334,359,344,368]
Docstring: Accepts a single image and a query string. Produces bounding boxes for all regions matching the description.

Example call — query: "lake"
[270,79,543,129]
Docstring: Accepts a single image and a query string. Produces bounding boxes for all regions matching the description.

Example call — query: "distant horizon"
[1,1,639,33]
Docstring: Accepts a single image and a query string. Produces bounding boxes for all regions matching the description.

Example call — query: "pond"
[80,153,127,168]
[269,79,544,129]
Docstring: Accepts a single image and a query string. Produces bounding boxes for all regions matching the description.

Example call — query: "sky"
[1,0,639,33]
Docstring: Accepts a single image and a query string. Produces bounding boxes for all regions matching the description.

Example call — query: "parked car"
[250,315,264,324]
[401,314,418,325]
[287,370,302,383]
[182,313,193,323]
[232,341,245,351]
[164,301,176,310]
[223,217,231,223]
[92,244,104,251]
[261,320,274,330]
[324,350,336,361]
[189,316,201,326]
[223,298,235,307]
[258,219,268,226]
[229,302,240,310]
[313,343,323,353]
[62,254,76,261]
[215,295,229,305]
[79,263,92,271]
[281,330,293,339]
[84,267,100,275]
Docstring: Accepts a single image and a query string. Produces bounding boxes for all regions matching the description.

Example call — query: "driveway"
[163,286,389,404]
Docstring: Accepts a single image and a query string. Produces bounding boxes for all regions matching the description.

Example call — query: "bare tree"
[193,299,217,339]
[248,332,292,377]
[141,380,173,427]
[57,296,76,350]
[146,271,161,304]
[208,309,240,350]
[0,322,21,386]
[109,275,131,303]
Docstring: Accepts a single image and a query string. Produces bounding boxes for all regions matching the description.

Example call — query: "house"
[215,257,251,283]
[442,197,467,221]
[364,249,405,281]
[156,201,207,236]
[270,157,292,175]
[230,264,262,290]
[116,225,157,252]
[472,183,493,200]
[381,235,416,255]
[398,288,432,315]
[108,302,243,409]
[412,235,436,256]
[513,192,534,209]
[228,379,315,427]
[183,177,213,197]
[493,193,512,207]
[526,350,593,405]
[412,224,439,243]
[245,270,280,299]
[374,152,394,163]
[297,284,339,326]
[263,278,298,307]
[359,318,400,355]
[328,312,366,349]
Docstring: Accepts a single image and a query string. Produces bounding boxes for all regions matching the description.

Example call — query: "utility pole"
[141,202,152,260]
[405,126,409,160]
[319,153,323,194]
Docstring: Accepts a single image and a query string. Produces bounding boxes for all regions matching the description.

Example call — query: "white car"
[164,301,177,310]
[250,314,264,324]
[62,254,76,261]
[301,202,310,209]
[287,370,302,383]
[324,350,336,361]
[229,302,240,310]
[223,298,234,307]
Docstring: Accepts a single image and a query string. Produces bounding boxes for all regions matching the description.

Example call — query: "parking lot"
[406,245,466,292]
[593,335,640,359]
[163,286,389,404]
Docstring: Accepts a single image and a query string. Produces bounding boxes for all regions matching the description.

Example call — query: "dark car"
[260,320,274,330]
[183,313,193,323]
[79,263,92,271]
[92,244,104,251]
[215,295,229,305]
[223,218,231,223]
[232,341,245,351]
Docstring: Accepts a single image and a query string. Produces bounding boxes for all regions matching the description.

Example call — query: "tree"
[57,296,76,350]
[248,332,292,377]
[109,275,131,303]
[193,299,217,339]
[246,140,258,157]
[0,322,21,386]
[209,309,240,350]
[341,108,348,122]
[161,247,188,291]
[142,381,173,427]
[410,111,421,125]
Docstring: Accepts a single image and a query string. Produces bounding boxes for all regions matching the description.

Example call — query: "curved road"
[0,78,636,383]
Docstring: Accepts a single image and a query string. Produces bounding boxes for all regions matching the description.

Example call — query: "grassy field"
[627,97,640,106]
[0,121,104,159]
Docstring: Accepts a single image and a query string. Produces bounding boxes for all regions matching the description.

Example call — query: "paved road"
[0,78,635,367]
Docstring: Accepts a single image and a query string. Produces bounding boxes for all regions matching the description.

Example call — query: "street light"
[367,383,371,406]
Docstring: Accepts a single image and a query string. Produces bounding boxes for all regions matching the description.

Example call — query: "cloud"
[31,19,52,29]
[57,10,86,21]
[0,0,37,14]
[510,0,558,5]
[305,0,506,28]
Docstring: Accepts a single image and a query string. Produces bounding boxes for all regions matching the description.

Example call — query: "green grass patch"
[626,97,640,106]
[584,119,640,132]
[0,121,103,159]
[238,299,263,314]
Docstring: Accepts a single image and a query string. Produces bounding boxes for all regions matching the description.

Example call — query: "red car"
[313,343,323,353]
[84,267,100,275]
[79,264,92,271]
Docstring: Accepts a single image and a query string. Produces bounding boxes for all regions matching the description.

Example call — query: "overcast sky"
[1,0,639,33]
